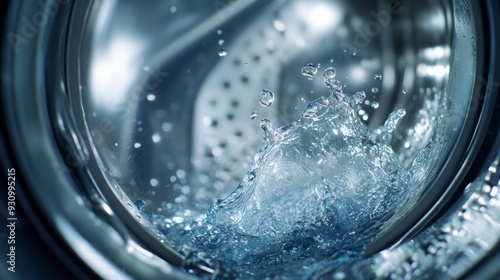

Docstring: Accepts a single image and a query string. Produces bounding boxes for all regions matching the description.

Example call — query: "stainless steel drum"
[1,0,500,279]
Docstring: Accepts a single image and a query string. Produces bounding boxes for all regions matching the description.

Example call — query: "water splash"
[154,67,417,278]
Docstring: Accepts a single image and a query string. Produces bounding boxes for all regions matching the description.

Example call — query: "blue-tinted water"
[151,67,420,279]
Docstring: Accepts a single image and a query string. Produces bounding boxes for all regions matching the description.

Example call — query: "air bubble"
[134,142,141,148]
[374,73,383,80]
[250,111,258,120]
[371,87,379,93]
[259,89,275,107]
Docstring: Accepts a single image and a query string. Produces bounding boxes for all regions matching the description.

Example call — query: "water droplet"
[218,39,225,46]
[134,142,141,148]
[323,67,336,81]
[301,63,319,80]
[259,89,275,107]
[323,68,341,92]
[147,94,156,101]
[273,20,286,32]
[176,169,186,179]
[218,49,227,57]
[162,122,173,132]
[150,178,159,187]
[152,133,161,143]
[371,87,379,93]
[374,73,383,80]
[134,200,146,213]
[250,111,258,120]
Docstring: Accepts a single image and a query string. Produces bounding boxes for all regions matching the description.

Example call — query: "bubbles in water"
[374,73,383,80]
[217,29,222,35]
[250,111,258,120]
[218,39,225,46]
[134,200,146,213]
[133,142,141,148]
[402,89,408,94]
[218,49,228,57]
[259,89,275,107]
[372,87,379,93]
[170,6,177,13]
[301,63,319,80]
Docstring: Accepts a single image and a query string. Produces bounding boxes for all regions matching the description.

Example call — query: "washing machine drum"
[1,0,500,279]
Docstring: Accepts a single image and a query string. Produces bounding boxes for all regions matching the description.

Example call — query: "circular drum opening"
[2,0,500,279]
